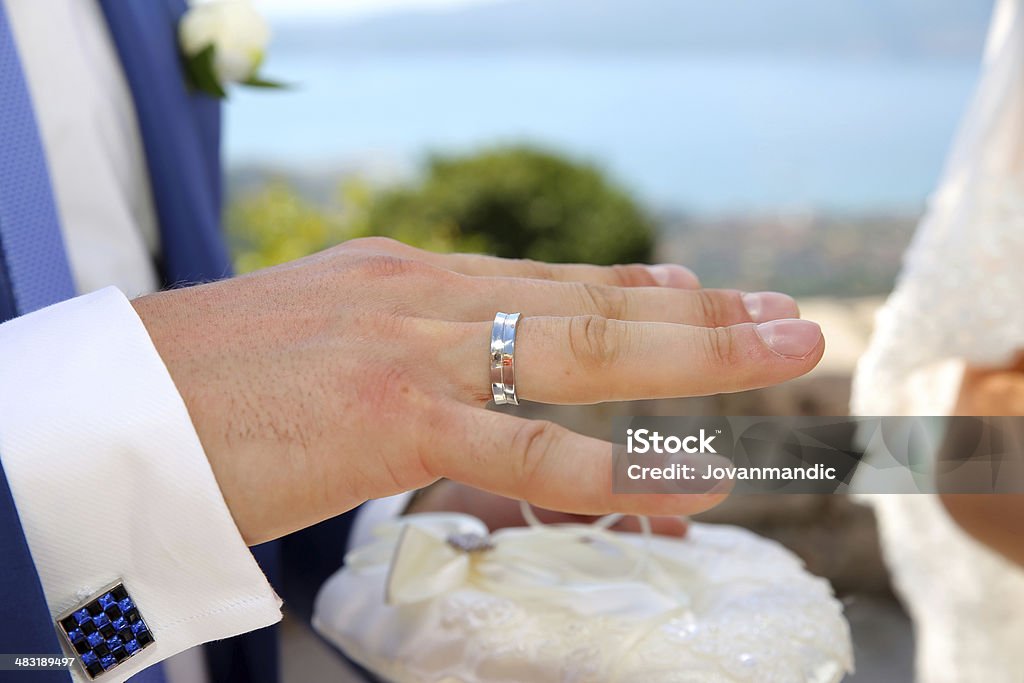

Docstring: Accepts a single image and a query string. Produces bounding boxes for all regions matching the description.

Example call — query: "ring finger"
[443,315,823,404]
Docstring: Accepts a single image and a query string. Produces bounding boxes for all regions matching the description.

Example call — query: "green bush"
[352,146,655,264]
[226,145,656,272]
[226,179,350,273]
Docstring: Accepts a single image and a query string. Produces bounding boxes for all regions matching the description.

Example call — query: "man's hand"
[132,238,824,544]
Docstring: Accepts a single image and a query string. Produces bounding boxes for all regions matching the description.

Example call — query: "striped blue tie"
[0,3,76,322]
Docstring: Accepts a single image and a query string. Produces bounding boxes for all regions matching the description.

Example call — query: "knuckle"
[369,314,451,351]
[695,289,731,328]
[510,420,561,485]
[578,282,629,320]
[702,326,738,368]
[358,309,409,338]
[344,236,405,254]
[411,402,458,480]
[353,361,417,415]
[451,323,496,406]
[609,264,652,287]
[514,258,556,280]
[352,253,426,280]
[567,315,618,371]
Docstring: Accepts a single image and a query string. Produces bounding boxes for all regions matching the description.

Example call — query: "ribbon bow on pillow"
[350,513,692,618]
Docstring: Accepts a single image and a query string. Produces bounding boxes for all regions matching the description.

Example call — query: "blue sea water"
[224,52,980,214]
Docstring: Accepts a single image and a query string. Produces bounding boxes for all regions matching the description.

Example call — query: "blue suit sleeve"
[0,460,71,681]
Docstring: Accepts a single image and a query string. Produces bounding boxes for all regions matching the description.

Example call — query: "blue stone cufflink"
[56,581,155,679]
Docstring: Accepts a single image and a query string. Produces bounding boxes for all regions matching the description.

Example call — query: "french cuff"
[0,287,282,682]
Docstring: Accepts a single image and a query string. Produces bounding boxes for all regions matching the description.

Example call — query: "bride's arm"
[940,363,1024,568]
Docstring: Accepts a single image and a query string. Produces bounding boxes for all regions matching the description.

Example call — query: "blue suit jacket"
[0,1,354,680]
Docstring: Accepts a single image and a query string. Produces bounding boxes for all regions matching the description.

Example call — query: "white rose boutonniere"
[179,0,284,98]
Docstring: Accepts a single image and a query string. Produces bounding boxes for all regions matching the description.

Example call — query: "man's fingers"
[343,236,700,288]
[439,253,701,289]
[518,316,823,403]
[450,316,823,404]
[429,406,728,518]
[451,278,797,326]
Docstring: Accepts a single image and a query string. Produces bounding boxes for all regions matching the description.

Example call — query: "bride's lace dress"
[851,0,1024,680]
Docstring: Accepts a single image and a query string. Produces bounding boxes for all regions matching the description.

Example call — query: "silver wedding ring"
[490,312,522,405]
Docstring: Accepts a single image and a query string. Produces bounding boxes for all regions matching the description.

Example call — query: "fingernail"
[646,264,699,288]
[742,292,799,323]
[755,319,822,359]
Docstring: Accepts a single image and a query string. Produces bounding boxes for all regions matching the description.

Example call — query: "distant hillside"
[272,0,993,60]
[228,165,916,298]
[658,212,917,297]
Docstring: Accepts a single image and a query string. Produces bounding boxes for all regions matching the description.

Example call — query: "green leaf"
[241,75,291,90]
[183,44,227,99]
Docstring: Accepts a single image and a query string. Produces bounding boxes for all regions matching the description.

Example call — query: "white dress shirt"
[0,2,280,681]
[5,0,160,300]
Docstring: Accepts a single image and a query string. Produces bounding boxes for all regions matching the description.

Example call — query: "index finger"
[345,236,700,288]
[438,253,701,289]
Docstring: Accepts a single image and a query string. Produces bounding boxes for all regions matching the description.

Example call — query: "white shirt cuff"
[0,287,282,682]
